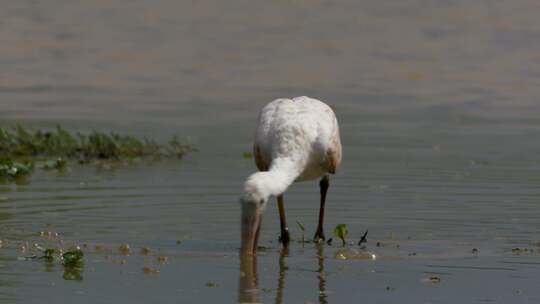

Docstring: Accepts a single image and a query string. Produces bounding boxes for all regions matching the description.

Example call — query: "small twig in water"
[358,229,369,246]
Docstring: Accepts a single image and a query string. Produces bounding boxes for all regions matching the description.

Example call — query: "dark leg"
[277,194,290,246]
[314,175,330,242]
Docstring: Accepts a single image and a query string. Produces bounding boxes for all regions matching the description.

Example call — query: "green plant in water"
[0,125,194,160]
[0,158,32,179]
[42,248,57,261]
[62,248,85,281]
[62,248,84,267]
[334,224,348,247]
[168,135,195,159]
[296,221,305,245]
[0,125,195,182]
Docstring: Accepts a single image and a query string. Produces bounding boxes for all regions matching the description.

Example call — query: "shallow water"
[2,0,540,303]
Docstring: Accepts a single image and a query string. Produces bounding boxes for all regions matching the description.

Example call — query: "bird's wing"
[324,120,342,174]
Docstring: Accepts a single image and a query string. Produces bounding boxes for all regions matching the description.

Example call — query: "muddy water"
[2,0,540,303]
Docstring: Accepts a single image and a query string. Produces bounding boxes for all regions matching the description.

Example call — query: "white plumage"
[240,96,342,255]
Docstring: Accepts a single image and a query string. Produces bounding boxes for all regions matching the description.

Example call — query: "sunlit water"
[2,0,540,303]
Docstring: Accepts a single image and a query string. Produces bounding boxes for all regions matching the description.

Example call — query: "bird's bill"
[240,205,262,256]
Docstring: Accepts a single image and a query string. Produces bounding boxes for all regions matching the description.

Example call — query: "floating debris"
[118,244,132,256]
[140,247,152,255]
[156,256,169,264]
[205,281,219,288]
[429,276,441,283]
[242,152,253,159]
[94,244,114,253]
[422,276,441,284]
[143,266,160,275]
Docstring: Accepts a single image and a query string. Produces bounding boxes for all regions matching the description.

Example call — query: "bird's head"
[239,192,267,256]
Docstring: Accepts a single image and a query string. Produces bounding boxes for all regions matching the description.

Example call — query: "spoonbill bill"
[240,96,342,255]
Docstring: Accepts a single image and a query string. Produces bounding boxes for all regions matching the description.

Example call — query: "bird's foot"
[313,228,325,243]
[279,228,290,247]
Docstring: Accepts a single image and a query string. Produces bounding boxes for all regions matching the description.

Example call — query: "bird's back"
[253,96,341,181]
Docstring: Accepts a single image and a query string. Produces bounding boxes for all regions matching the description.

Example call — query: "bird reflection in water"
[316,243,328,304]
[238,245,328,304]
[239,254,260,303]
[275,247,289,304]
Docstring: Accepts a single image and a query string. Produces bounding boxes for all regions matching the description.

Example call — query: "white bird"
[240,96,342,255]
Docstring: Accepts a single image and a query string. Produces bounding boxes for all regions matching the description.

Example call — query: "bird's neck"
[242,158,300,206]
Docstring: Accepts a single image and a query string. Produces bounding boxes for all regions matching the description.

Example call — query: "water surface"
[1,0,540,303]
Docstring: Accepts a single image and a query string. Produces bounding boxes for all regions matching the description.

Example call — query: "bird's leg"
[314,175,330,242]
[277,194,290,246]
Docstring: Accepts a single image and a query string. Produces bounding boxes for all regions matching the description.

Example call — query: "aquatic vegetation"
[0,158,32,179]
[42,248,57,261]
[63,265,84,281]
[242,152,253,159]
[18,244,85,281]
[333,224,348,247]
[296,221,305,244]
[0,125,194,182]
[0,125,193,160]
[358,229,368,246]
[511,247,536,255]
[62,248,84,267]
[205,281,219,288]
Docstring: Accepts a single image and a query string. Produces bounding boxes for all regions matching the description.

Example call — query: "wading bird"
[240,96,342,255]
